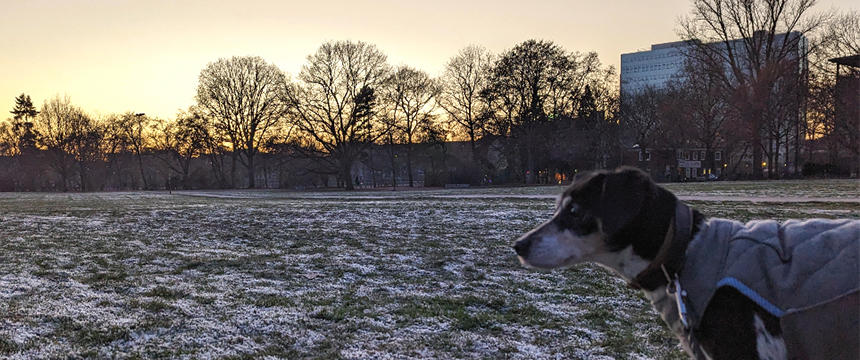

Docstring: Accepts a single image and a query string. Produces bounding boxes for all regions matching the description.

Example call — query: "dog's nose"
[513,238,531,257]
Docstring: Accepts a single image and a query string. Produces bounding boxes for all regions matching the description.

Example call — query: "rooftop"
[828,54,860,68]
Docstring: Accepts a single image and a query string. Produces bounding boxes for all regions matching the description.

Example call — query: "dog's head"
[513,167,674,270]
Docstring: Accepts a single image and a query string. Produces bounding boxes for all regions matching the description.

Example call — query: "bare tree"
[151,111,213,189]
[484,40,601,183]
[679,0,831,178]
[377,104,401,190]
[620,86,663,155]
[0,121,18,157]
[196,56,288,188]
[115,112,151,189]
[813,10,860,75]
[285,40,390,190]
[35,96,101,191]
[575,65,621,170]
[652,83,693,170]
[383,66,440,187]
[678,60,731,173]
[35,96,76,191]
[78,117,107,191]
[439,46,493,163]
[100,115,132,190]
[582,65,620,121]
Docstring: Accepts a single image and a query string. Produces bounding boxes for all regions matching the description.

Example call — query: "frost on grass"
[0,186,855,359]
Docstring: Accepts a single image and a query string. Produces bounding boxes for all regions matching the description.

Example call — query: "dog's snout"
[513,238,531,257]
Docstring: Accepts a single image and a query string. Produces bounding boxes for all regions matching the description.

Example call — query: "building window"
[700,151,706,160]
[692,151,698,160]
[715,151,722,161]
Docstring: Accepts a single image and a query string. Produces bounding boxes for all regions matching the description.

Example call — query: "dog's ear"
[594,168,647,236]
[572,171,605,189]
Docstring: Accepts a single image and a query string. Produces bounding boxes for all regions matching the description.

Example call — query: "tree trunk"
[388,136,397,191]
[230,152,238,188]
[794,112,802,177]
[343,158,354,191]
[752,135,763,179]
[775,119,783,178]
[247,152,255,189]
[78,161,87,192]
[60,162,68,192]
[468,128,477,160]
[390,157,397,190]
[774,123,783,179]
[263,157,269,189]
[525,134,535,185]
[137,153,148,190]
[783,136,790,179]
[182,160,191,190]
[768,148,775,180]
[429,149,437,187]
[406,140,414,187]
[704,145,712,176]
[469,127,479,184]
[368,149,377,188]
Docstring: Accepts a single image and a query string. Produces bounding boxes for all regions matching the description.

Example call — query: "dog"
[513,167,859,360]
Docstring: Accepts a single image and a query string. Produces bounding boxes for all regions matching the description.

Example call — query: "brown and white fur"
[513,167,787,360]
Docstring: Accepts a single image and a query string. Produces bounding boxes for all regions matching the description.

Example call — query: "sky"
[1,0,856,119]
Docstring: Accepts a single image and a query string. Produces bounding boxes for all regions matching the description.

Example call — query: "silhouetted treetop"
[11,93,38,122]
[195,55,289,188]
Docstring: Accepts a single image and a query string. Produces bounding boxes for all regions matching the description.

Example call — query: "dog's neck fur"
[629,201,696,290]
[593,195,704,355]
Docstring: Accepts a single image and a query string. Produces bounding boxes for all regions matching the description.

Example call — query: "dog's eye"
[569,204,580,215]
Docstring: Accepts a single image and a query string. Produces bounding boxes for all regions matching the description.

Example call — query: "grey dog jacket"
[678,217,859,359]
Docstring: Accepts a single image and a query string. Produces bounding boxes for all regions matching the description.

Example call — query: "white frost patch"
[0,187,761,358]
[347,263,377,275]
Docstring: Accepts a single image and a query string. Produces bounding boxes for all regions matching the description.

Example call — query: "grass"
[0,181,857,359]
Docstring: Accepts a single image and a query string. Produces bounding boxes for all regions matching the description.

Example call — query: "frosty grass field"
[1,179,858,359]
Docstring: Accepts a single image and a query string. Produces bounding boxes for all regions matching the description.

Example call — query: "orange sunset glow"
[3,0,853,120]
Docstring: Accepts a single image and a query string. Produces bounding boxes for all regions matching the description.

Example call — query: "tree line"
[1,0,856,191]
[0,39,618,191]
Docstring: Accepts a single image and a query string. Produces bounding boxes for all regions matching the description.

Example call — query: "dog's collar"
[628,201,694,291]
